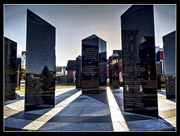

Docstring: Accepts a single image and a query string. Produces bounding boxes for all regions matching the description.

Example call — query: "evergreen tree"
[41,66,53,90]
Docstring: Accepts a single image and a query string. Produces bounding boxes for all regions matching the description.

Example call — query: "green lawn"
[16,85,75,93]
[161,82,166,90]
[55,86,75,89]
[15,86,25,93]
[107,81,109,86]
[16,82,165,93]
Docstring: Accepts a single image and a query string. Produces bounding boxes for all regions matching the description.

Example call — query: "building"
[156,47,165,77]
[159,48,165,75]
[21,51,26,68]
[56,66,67,76]
[113,50,122,60]
[66,60,76,82]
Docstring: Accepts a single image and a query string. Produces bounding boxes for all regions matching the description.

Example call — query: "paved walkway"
[4,87,176,131]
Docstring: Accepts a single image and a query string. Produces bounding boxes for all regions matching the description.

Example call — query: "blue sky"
[4,4,176,66]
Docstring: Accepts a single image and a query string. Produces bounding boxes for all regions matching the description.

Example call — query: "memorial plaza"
[4,5,176,132]
[4,87,176,131]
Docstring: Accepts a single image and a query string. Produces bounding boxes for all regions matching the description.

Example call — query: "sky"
[4,4,176,66]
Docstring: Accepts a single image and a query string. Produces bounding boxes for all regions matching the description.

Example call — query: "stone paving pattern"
[4,88,176,131]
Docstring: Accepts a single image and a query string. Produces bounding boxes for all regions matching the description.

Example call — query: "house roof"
[113,50,122,60]
[66,60,76,70]
[109,53,119,58]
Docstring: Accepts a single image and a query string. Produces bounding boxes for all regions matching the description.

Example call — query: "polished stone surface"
[109,53,119,88]
[76,55,82,88]
[121,5,158,118]
[4,37,17,100]
[25,9,56,111]
[81,34,107,93]
[163,31,176,76]
[163,31,176,100]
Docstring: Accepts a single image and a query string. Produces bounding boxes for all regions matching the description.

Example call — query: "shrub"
[56,75,74,84]
[21,67,26,80]
[67,76,73,83]
[56,75,67,83]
